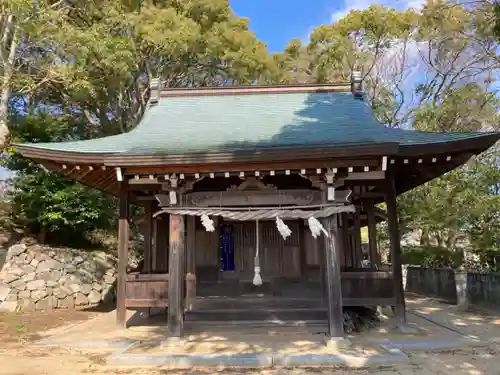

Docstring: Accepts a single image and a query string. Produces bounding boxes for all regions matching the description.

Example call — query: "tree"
[3,0,278,245]
[308,5,419,127]
[5,0,275,140]
[2,109,117,245]
[1,0,69,149]
[304,1,500,262]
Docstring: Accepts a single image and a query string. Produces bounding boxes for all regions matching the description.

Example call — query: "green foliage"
[397,151,500,257]
[413,84,500,132]
[2,110,116,247]
[9,171,116,245]
[402,246,464,269]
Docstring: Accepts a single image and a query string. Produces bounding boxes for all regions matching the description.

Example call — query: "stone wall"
[405,267,457,304]
[467,272,500,308]
[405,266,500,309]
[0,243,117,312]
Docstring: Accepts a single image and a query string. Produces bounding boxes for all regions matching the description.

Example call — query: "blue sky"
[230,0,334,52]
[230,0,424,52]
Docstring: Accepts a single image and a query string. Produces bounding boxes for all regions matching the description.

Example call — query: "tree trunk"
[0,84,10,149]
[0,15,17,149]
[420,228,430,247]
[446,231,458,250]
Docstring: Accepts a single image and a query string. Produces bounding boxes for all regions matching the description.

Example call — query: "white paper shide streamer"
[200,214,215,232]
[308,216,329,238]
[275,216,291,240]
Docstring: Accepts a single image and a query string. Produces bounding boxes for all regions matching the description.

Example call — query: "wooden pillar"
[311,230,320,280]
[167,214,185,337]
[340,213,351,268]
[185,215,196,311]
[151,217,158,272]
[186,216,196,273]
[143,201,154,273]
[353,204,362,267]
[366,200,379,268]
[116,179,129,329]
[337,215,346,268]
[386,174,407,327]
[319,227,327,296]
[320,188,344,340]
[322,213,344,339]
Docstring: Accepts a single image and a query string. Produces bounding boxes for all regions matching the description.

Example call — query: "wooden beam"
[167,214,185,337]
[347,171,385,180]
[158,189,352,208]
[386,174,407,328]
[116,179,129,329]
[322,207,344,339]
[366,200,379,268]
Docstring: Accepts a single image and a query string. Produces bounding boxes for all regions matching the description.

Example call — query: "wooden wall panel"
[233,222,254,280]
[261,222,281,278]
[153,216,169,273]
[281,221,301,278]
[195,229,219,267]
[232,220,303,280]
[305,228,320,266]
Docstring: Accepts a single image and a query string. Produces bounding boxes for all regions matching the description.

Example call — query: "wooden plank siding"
[232,220,301,281]
[195,220,220,281]
[125,273,170,308]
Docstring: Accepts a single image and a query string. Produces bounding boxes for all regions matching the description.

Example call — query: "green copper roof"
[17,91,497,155]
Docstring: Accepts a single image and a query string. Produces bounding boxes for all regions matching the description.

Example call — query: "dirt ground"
[0,298,500,375]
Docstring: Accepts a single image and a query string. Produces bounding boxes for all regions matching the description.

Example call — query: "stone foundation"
[0,243,118,312]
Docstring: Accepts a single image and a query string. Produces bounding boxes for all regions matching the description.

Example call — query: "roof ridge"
[155,83,352,98]
[162,82,350,90]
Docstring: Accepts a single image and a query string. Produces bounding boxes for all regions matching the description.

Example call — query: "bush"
[402,245,464,269]
[8,170,117,247]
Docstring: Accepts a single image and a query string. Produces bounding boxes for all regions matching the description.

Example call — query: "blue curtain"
[220,224,235,271]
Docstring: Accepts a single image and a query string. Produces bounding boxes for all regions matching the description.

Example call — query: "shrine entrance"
[194,215,324,298]
[221,220,302,281]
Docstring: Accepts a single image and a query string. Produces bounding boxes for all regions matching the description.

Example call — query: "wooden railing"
[125,272,196,309]
[125,273,170,308]
[125,270,395,308]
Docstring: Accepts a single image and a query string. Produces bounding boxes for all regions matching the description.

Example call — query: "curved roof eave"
[15,141,401,166]
[14,131,499,167]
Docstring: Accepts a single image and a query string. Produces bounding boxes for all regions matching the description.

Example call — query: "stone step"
[185,320,328,330]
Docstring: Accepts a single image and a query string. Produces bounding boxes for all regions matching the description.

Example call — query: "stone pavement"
[26,294,500,371]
